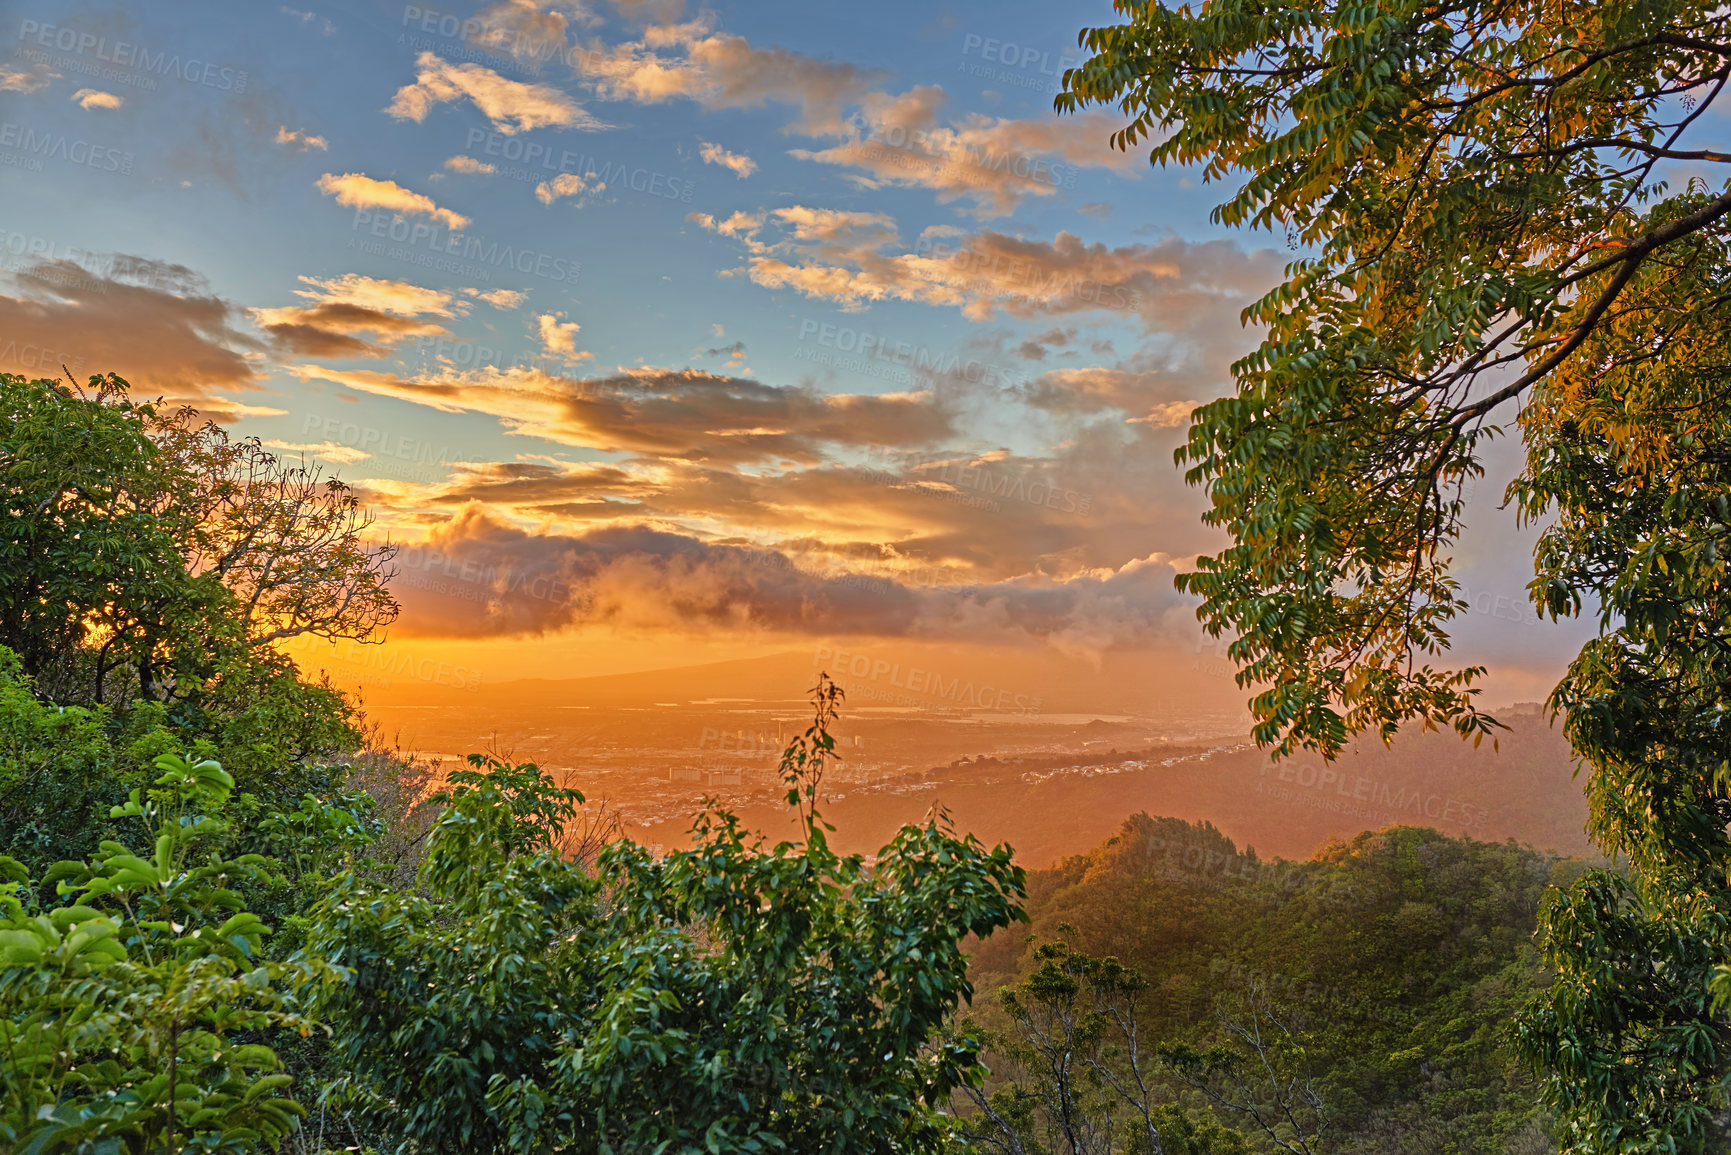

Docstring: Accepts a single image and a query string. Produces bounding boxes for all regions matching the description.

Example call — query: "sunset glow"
[1,1,1585,705]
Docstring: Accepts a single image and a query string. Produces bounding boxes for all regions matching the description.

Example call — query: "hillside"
[963,815,1589,1153]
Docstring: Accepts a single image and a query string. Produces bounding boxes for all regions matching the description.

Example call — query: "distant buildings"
[670,768,746,784]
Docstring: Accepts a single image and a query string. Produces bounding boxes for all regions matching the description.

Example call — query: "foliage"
[0,753,339,1155]
[1506,223,1731,1153]
[0,371,397,707]
[0,645,365,877]
[307,679,1027,1153]
[958,937,1250,1155]
[964,816,1570,1153]
[1060,0,1731,758]
[0,373,199,703]
[1161,992,1324,1155]
[1059,1,1731,1143]
[1518,871,1729,1153]
[0,646,167,877]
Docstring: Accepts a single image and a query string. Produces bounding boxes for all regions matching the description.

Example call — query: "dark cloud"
[0,256,259,395]
[255,301,449,358]
[1016,326,1077,362]
[388,506,1193,660]
[361,421,1213,590]
[295,364,957,464]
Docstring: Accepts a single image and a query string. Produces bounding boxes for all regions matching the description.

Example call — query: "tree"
[1162,990,1326,1155]
[0,645,175,874]
[306,678,1027,1153]
[1507,227,1731,1153]
[967,820,1566,1152]
[1059,2,1731,1145]
[1060,0,1731,757]
[0,373,194,702]
[147,403,399,653]
[956,937,1250,1155]
[0,372,398,706]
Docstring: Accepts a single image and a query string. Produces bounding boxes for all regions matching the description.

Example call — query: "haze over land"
[351,646,1592,867]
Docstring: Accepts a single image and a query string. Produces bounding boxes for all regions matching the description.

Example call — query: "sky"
[0,0,1592,705]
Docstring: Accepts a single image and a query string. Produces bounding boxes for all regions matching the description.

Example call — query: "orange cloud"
[698,140,756,178]
[252,302,449,358]
[275,125,328,151]
[291,273,466,318]
[290,364,955,465]
[696,211,1282,333]
[261,439,374,465]
[444,155,497,174]
[388,52,610,133]
[204,396,290,420]
[71,88,124,110]
[251,274,465,358]
[464,286,527,309]
[576,17,884,134]
[316,172,470,229]
[534,171,605,206]
[0,62,57,92]
[353,421,1207,590]
[0,256,258,399]
[535,313,590,361]
[1131,399,1204,429]
[549,14,1132,214]
[791,89,1139,217]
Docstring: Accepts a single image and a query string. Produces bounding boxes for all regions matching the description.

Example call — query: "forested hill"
[966,815,1590,1153]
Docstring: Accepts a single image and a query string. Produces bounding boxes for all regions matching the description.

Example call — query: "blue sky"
[0,0,1589,696]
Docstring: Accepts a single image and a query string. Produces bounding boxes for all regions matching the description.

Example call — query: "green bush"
[308,693,1028,1152]
[0,753,340,1154]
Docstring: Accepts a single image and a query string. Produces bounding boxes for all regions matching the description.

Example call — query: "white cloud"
[444,155,497,174]
[698,140,756,178]
[464,287,527,309]
[536,313,590,361]
[276,125,329,151]
[71,88,124,110]
[535,171,605,206]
